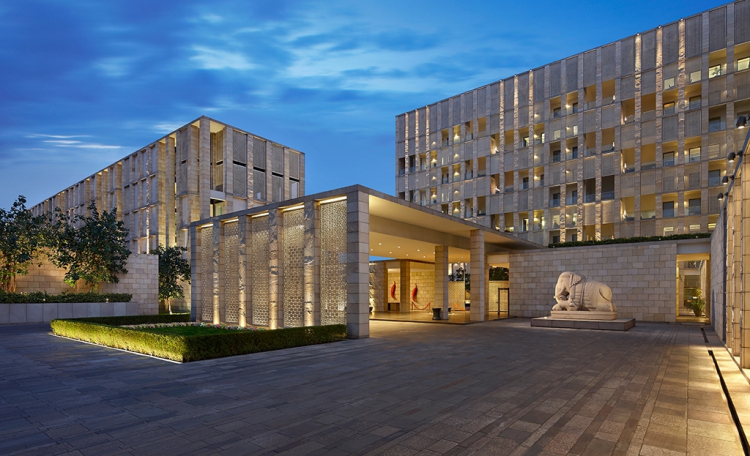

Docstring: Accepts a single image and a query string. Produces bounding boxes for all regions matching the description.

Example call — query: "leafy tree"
[151,245,190,314]
[49,202,130,291]
[0,196,48,292]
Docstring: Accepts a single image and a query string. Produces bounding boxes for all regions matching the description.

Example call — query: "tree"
[151,245,190,314]
[49,202,130,291]
[0,196,48,292]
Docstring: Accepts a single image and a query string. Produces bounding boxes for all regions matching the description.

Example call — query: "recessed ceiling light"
[389,251,392,254]
[379,243,382,245]
[397,246,400,248]
[423,256,426,258]
[417,249,420,252]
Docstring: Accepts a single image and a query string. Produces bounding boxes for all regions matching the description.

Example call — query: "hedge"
[70,314,190,326]
[50,319,347,362]
[548,232,711,249]
[0,291,132,303]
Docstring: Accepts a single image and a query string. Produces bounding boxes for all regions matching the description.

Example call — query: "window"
[708,170,721,187]
[709,65,723,78]
[688,147,701,163]
[521,217,529,232]
[551,193,560,207]
[663,152,675,167]
[663,201,675,218]
[663,226,674,235]
[568,147,579,160]
[522,136,530,148]
[571,103,579,113]
[664,77,675,90]
[663,102,675,115]
[570,233,578,242]
[538,174,545,187]
[689,224,701,232]
[689,70,701,83]
[521,177,529,189]
[708,117,723,132]
[689,96,701,110]
[552,107,561,118]
[688,198,701,216]
[552,150,561,163]
[739,57,750,72]
[551,235,560,244]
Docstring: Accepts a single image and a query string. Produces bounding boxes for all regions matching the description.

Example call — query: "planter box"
[0,302,140,324]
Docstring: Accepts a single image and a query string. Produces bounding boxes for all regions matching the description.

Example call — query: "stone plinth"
[550,310,618,320]
[531,316,635,331]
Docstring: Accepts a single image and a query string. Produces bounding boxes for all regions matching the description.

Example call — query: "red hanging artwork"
[390,281,396,300]
[411,284,418,302]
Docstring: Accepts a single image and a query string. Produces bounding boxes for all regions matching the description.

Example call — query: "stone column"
[399,260,411,313]
[213,219,222,325]
[223,127,234,213]
[303,201,320,327]
[742,166,750,368]
[346,190,369,339]
[470,230,486,322]
[165,136,176,247]
[269,208,281,329]
[435,246,449,319]
[238,216,249,327]
[189,225,201,322]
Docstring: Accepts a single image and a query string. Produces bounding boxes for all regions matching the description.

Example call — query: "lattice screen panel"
[201,227,213,322]
[251,217,270,326]
[320,201,347,326]
[224,222,240,324]
[283,209,304,327]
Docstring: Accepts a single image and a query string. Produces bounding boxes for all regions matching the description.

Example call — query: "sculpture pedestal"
[532,315,635,331]
[550,310,618,320]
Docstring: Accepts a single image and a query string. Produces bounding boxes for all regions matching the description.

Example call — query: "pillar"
[269,208,281,329]
[198,117,211,220]
[212,220,222,325]
[470,230,486,322]
[165,136,176,247]
[435,246,449,319]
[303,200,320,327]
[238,216,249,327]
[741,165,750,368]
[399,260,411,313]
[189,225,201,322]
[346,191,369,339]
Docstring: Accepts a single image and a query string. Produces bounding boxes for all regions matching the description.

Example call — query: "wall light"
[737,115,748,129]
[728,152,736,163]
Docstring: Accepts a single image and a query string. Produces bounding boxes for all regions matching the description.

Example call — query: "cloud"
[189,46,254,70]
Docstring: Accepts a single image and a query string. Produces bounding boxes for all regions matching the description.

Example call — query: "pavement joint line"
[49,333,182,365]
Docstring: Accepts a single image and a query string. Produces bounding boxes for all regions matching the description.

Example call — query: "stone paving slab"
[0,320,745,455]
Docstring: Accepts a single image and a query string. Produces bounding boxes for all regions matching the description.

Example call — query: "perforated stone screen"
[251,217,270,326]
[283,209,304,327]
[320,200,347,325]
[201,226,213,322]
[224,222,240,324]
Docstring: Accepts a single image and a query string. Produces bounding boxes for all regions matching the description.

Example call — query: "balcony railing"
[550,200,560,207]
[641,161,656,170]
[584,194,596,203]
[663,209,675,218]
[708,176,722,187]
[602,191,615,200]
[642,110,655,122]
[688,206,701,216]
[477,210,486,216]
[465,133,473,141]
[442,140,449,147]
[602,144,615,154]
[708,120,725,133]
[622,114,635,124]
[565,197,577,205]
[623,165,636,173]
[584,147,597,157]
[622,213,635,222]
[640,211,656,220]
[505,186,514,193]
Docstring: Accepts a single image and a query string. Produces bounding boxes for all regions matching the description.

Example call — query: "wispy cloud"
[189,46,254,70]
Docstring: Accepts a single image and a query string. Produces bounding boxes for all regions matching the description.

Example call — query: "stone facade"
[5,253,159,322]
[508,242,677,321]
[397,1,750,245]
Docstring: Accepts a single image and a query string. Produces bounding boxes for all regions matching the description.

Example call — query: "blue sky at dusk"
[0,0,720,209]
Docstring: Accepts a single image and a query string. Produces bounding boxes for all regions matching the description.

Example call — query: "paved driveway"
[0,320,743,455]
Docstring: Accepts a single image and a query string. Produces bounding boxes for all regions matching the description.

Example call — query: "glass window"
[689,70,701,83]
[570,147,578,159]
[663,102,675,115]
[688,198,701,216]
[689,96,701,110]
[663,201,675,218]
[708,170,721,187]
[688,147,701,163]
[552,107,561,118]
[738,57,749,72]
[521,177,529,189]
[709,65,722,78]
[551,193,560,207]
[663,152,675,167]
[522,136,529,147]
[664,77,675,90]
[552,150,561,163]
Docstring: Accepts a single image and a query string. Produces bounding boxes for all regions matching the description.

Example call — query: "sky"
[0,0,722,210]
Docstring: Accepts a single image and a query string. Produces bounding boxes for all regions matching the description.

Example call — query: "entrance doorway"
[489,287,509,319]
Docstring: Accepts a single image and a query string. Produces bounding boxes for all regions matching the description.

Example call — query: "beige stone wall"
[710,217,725,339]
[489,280,510,311]
[410,266,434,310]
[448,281,466,308]
[509,242,677,321]
[14,254,158,315]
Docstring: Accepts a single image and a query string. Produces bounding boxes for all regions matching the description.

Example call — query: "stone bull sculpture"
[552,272,617,312]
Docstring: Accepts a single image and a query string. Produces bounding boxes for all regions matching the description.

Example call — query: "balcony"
[622,114,635,124]
[584,147,597,157]
[641,161,656,170]
[584,194,596,203]
[708,176,722,187]
[464,133,474,141]
[663,209,675,218]
[465,171,474,180]
[622,213,635,222]
[708,120,725,133]
[623,164,636,173]
[550,199,560,207]
[477,209,486,217]
[688,206,701,216]
[663,157,675,167]
[640,211,656,220]
[505,186,514,193]
[399,168,405,175]
[565,197,577,205]
[642,110,655,122]
[441,140,449,147]
[602,191,614,201]
[602,144,615,154]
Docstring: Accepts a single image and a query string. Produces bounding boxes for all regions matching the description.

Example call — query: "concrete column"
[435,246,449,319]
[742,166,750,368]
[213,219,222,325]
[198,117,211,220]
[238,216,249,327]
[303,201,319,327]
[346,191,369,339]
[269,208,281,329]
[189,225,200,322]
[733,192,742,354]
[470,230,486,322]
[224,126,234,213]
[399,260,411,313]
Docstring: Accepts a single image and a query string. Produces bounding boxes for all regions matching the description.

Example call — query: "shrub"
[72,314,189,326]
[548,232,711,248]
[50,319,347,362]
[0,291,132,303]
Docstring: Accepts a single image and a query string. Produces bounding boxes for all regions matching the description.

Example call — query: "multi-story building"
[396,0,750,245]
[30,116,305,254]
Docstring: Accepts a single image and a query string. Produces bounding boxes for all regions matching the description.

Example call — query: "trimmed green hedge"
[548,232,711,249]
[0,291,132,303]
[70,314,190,326]
[50,319,347,362]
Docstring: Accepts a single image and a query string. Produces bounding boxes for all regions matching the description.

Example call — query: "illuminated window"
[664,77,675,89]
[709,65,722,78]
[663,102,675,115]
[738,57,749,72]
